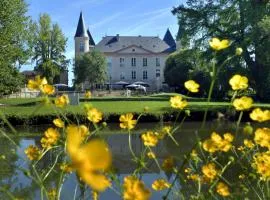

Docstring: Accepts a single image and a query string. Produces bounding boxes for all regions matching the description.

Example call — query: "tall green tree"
[74,51,107,89]
[164,49,210,96]
[0,0,31,95]
[32,14,68,83]
[173,0,270,101]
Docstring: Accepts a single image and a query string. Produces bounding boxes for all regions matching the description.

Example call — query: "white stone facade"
[105,52,167,91]
[74,12,176,91]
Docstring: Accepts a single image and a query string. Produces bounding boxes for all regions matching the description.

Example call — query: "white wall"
[106,52,168,90]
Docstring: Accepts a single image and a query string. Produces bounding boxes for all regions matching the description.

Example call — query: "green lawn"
[1,98,270,119]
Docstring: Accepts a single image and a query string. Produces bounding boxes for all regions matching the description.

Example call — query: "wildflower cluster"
[203,132,234,153]
[40,128,60,149]
[24,145,40,161]
[17,37,270,199]
[123,176,151,200]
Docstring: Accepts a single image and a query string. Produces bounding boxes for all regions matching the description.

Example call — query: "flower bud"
[235,47,243,56]
[243,123,253,135]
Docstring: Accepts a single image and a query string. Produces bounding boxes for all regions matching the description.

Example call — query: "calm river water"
[0,121,261,199]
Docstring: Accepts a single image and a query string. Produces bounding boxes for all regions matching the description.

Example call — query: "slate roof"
[95,35,173,53]
[163,29,176,52]
[87,29,95,46]
[75,12,88,37]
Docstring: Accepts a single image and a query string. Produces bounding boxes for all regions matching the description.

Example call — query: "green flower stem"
[73,184,78,200]
[0,129,19,148]
[128,130,137,161]
[173,110,183,127]
[0,111,17,134]
[0,187,17,200]
[201,61,216,128]
[147,146,162,172]
[231,91,238,103]
[197,178,202,197]
[167,132,179,146]
[202,55,234,128]
[42,151,62,181]
[31,165,49,200]
[57,171,65,200]
[209,160,233,193]
[236,111,243,136]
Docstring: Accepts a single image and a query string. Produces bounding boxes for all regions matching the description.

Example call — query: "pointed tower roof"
[87,28,95,46]
[163,28,176,49]
[75,12,88,37]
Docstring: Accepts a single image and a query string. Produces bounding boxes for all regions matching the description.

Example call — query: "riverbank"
[1,97,270,125]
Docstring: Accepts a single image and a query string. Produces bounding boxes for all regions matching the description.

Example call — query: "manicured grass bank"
[1,97,270,125]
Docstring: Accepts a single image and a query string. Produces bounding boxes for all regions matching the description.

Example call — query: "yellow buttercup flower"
[250,108,270,122]
[152,179,171,191]
[254,128,270,149]
[48,188,57,199]
[119,113,137,130]
[92,191,99,200]
[147,152,156,159]
[184,80,200,93]
[41,128,60,149]
[85,91,91,98]
[216,182,230,197]
[55,94,69,107]
[162,156,175,172]
[87,108,103,123]
[244,139,255,149]
[202,163,218,182]
[209,38,230,51]
[233,96,253,111]
[53,118,64,128]
[141,131,159,147]
[60,162,73,173]
[203,132,234,153]
[41,84,55,95]
[252,151,270,180]
[66,126,112,192]
[123,176,151,200]
[24,145,40,161]
[66,125,89,138]
[27,75,48,91]
[229,75,248,90]
[187,174,200,182]
[170,96,188,110]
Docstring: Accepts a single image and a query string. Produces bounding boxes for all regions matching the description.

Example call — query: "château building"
[74,12,176,90]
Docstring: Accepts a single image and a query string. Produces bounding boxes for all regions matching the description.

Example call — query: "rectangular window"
[143,58,147,67]
[131,71,136,79]
[120,58,125,67]
[143,70,148,80]
[120,72,125,80]
[131,58,136,66]
[79,42,84,52]
[156,69,160,77]
[156,58,160,67]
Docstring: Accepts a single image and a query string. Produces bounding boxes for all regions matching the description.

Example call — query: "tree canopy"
[173,0,270,101]
[0,0,30,95]
[31,14,68,83]
[74,51,107,89]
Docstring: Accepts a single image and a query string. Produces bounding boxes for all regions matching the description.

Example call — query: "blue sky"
[23,0,184,85]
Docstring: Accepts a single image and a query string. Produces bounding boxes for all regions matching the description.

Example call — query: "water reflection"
[0,121,258,199]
